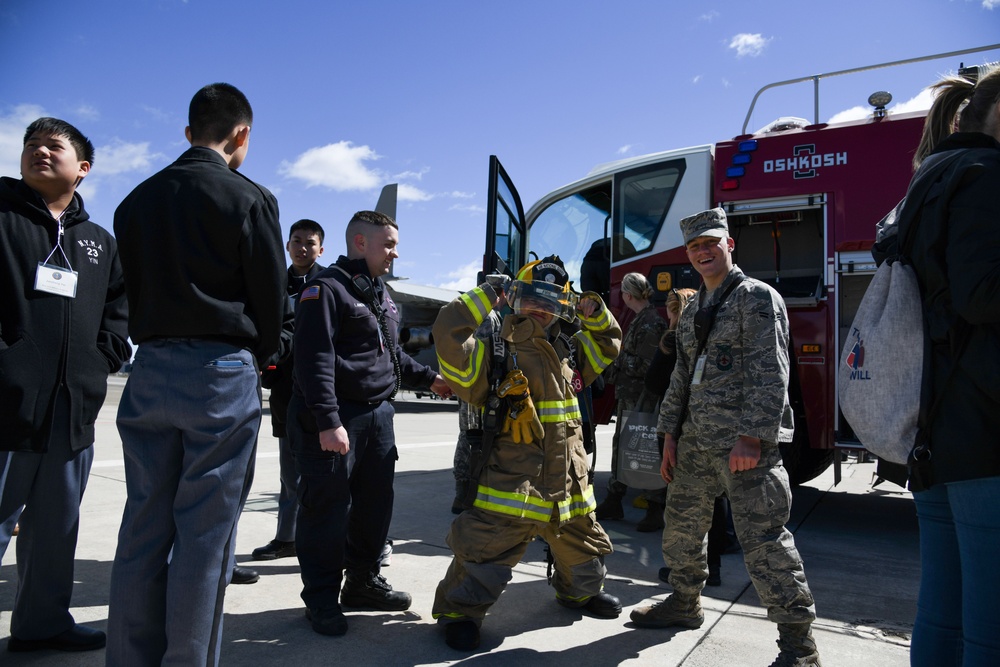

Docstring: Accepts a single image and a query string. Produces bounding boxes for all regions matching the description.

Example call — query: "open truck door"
[483,155,527,281]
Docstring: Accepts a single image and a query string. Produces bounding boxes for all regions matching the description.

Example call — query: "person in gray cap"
[630,207,820,667]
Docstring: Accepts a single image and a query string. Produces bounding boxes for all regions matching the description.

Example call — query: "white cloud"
[692,75,702,84]
[449,190,475,199]
[448,203,486,214]
[0,104,46,177]
[397,183,432,202]
[617,144,632,155]
[983,0,998,9]
[729,33,771,58]
[436,260,481,291]
[826,87,935,124]
[93,139,164,176]
[279,141,381,191]
[75,104,100,121]
[393,167,430,181]
[699,10,720,21]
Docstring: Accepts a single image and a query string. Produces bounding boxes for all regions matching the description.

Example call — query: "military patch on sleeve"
[300,285,321,301]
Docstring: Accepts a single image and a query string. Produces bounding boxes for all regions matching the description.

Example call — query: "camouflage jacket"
[457,309,503,431]
[657,266,794,448]
[607,303,667,404]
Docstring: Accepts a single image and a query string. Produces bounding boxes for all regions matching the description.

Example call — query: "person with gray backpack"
[879,64,1000,666]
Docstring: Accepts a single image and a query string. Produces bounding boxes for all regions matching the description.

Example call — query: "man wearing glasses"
[630,208,821,667]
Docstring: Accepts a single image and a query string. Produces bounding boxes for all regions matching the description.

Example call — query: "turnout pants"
[433,507,613,625]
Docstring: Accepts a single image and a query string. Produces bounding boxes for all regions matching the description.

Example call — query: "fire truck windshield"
[527,183,611,294]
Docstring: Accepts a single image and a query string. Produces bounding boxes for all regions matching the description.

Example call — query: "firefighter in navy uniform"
[286,210,451,637]
[431,256,622,651]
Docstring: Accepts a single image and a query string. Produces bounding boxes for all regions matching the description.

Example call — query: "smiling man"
[287,210,451,637]
[630,208,820,667]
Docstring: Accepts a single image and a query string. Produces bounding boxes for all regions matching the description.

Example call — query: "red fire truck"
[482,46,999,485]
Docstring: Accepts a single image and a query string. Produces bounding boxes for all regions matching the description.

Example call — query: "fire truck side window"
[529,184,612,291]
[613,160,686,260]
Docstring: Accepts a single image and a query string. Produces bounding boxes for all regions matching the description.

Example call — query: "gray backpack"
[839,152,965,465]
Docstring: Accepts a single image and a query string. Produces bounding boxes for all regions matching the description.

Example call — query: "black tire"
[780,433,835,486]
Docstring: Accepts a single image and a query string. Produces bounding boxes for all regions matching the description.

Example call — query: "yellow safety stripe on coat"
[556,485,597,522]
[574,329,614,373]
[437,338,486,388]
[579,307,613,332]
[473,486,553,522]
[536,398,581,423]
[458,287,492,326]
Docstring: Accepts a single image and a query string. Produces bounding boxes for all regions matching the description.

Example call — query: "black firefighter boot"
[595,490,625,520]
[636,500,665,532]
[769,622,821,667]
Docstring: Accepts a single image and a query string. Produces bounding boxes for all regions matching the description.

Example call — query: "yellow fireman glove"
[497,369,544,444]
[506,396,544,444]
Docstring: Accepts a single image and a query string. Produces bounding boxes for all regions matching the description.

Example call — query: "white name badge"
[35,262,78,298]
[691,354,707,385]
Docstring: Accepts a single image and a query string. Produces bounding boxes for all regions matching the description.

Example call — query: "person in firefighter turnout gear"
[431,256,622,651]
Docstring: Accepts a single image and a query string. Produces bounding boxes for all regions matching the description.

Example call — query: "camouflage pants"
[453,430,473,499]
[662,441,816,625]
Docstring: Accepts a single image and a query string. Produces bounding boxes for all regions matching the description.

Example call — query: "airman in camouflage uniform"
[631,208,820,667]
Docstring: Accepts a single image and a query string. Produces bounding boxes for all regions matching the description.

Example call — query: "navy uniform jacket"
[114,146,285,364]
[292,256,437,432]
[0,177,131,452]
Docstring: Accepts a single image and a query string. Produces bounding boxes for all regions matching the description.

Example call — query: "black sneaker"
[707,564,721,586]
[341,571,411,611]
[658,566,671,583]
[444,620,480,651]
[252,539,296,561]
[305,606,348,636]
[230,565,259,585]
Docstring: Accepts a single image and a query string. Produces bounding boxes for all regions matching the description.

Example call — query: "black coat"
[903,132,1000,487]
[0,178,131,452]
[292,256,438,432]
[261,262,324,437]
[114,146,285,364]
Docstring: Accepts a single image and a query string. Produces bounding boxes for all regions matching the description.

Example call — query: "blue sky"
[2,1,998,290]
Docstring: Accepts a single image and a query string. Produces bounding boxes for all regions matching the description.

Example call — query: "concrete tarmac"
[1,377,918,666]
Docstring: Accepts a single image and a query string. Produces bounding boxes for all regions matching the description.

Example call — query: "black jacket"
[902,132,1000,487]
[292,256,437,432]
[261,262,324,437]
[0,177,131,452]
[114,147,285,364]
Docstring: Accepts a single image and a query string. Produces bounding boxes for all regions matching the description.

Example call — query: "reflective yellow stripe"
[432,612,469,620]
[473,485,553,522]
[556,485,596,521]
[458,287,492,326]
[536,398,581,422]
[437,339,486,388]
[580,307,613,332]
[574,330,613,373]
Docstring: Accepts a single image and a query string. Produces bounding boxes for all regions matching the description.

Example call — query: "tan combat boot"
[769,622,821,667]
[629,593,704,629]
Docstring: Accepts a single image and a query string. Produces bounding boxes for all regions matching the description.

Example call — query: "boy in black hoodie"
[0,118,131,653]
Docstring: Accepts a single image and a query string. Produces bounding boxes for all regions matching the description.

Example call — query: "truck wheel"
[780,431,835,486]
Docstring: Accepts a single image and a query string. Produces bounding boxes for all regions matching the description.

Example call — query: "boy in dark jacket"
[0,118,131,653]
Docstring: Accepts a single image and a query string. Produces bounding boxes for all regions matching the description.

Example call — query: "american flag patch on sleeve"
[300,285,321,301]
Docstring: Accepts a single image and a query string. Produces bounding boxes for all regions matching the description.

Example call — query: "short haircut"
[345,210,397,244]
[289,218,325,243]
[188,83,253,144]
[24,117,95,166]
